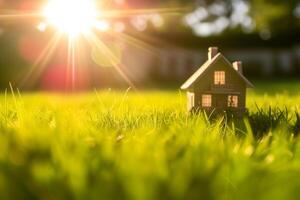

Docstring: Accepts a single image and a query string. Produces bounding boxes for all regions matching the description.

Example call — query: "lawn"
[1,81,300,200]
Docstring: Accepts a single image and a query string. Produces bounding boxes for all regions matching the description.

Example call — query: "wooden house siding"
[192,58,246,110]
[181,48,254,114]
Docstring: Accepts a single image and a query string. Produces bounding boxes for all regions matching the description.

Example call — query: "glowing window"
[214,71,225,85]
[228,95,238,107]
[202,95,212,107]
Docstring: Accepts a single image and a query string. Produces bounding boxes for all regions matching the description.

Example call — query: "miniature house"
[181,47,254,114]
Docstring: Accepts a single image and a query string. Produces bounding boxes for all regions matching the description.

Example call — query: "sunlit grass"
[0,82,300,199]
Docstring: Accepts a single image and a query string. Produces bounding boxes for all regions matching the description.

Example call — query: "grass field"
[1,81,300,200]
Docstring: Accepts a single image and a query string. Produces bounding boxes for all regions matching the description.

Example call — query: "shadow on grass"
[247,105,300,138]
[203,105,300,139]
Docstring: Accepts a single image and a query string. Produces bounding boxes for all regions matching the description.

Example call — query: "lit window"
[214,71,225,85]
[228,95,238,107]
[202,95,212,107]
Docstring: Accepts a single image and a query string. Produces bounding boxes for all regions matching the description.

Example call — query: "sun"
[44,0,99,38]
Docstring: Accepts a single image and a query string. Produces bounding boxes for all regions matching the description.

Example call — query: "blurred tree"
[250,0,299,35]
[176,0,300,37]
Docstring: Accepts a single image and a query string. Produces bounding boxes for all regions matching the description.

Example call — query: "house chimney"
[233,61,243,74]
[208,47,218,60]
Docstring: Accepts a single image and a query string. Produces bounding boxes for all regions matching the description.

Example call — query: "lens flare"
[44,0,99,37]
[14,1,185,90]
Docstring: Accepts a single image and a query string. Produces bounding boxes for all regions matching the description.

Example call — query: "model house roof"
[181,53,254,90]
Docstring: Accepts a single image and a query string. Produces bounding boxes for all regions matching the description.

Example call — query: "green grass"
[1,82,300,200]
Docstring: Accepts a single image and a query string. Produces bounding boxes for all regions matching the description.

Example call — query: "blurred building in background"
[0,0,299,90]
[120,45,300,86]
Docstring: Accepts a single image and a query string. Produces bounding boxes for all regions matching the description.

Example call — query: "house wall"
[187,91,195,112]
[192,57,246,109]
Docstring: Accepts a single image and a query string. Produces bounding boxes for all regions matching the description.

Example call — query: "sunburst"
[44,0,99,38]
[0,0,187,90]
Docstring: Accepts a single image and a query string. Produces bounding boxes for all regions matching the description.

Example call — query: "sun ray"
[20,32,62,89]
[126,30,177,49]
[0,6,186,21]
[84,31,136,90]
[0,7,186,22]
[0,9,42,20]
[111,31,159,56]
[0,1,190,90]
[99,7,189,19]
[67,37,77,91]
[0,13,41,20]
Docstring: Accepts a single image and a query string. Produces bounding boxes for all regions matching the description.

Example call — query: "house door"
[216,95,226,108]
[187,92,195,111]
